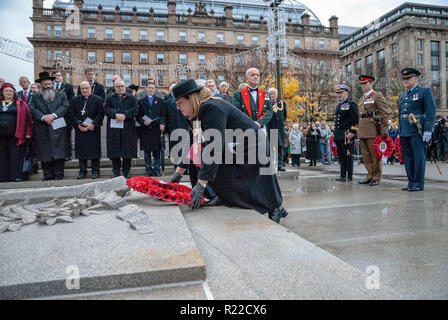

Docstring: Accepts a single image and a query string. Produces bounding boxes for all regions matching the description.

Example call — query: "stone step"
[54,157,174,169]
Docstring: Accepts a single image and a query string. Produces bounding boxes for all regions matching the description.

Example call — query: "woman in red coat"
[0,83,33,182]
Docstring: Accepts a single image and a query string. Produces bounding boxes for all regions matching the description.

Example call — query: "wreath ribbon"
[330,136,338,157]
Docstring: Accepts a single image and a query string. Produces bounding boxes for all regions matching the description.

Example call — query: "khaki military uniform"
[357,91,389,181]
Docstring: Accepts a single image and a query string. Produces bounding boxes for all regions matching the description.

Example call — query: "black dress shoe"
[91,172,100,179]
[278,167,286,171]
[14,178,23,182]
[42,176,54,181]
[369,180,379,186]
[358,179,372,184]
[268,205,287,223]
[123,174,131,179]
[77,174,87,180]
[111,174,120,179]
[204,196,222,207]
[408,186,424,192]
[347,177,353,181]
[401,187,409,191]
[55,176,64,180]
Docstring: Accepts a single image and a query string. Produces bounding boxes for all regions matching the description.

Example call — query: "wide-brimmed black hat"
[128,84,139,91]
[172,79,202,101]
[35,71,55,83]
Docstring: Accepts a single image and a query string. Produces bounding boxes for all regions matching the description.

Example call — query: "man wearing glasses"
[357,75,389,186]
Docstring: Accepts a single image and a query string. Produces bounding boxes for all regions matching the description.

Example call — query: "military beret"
[401,68,421,78]
[359,75,375,83]
[335,84,350,93]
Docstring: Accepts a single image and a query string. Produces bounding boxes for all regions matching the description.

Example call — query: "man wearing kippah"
[357,75,389,186]
[398,68,436,191]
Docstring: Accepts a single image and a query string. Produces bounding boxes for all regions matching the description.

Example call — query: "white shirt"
[248,86,258,102]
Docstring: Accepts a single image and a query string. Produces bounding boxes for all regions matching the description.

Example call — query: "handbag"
[22,142,33,173]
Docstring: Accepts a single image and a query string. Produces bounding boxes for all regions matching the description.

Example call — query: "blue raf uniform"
[398,68,436,191]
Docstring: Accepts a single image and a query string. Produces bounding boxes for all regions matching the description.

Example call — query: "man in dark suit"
[137,81,166,176]
[398,68,436,191]
[29,72,70,180]
[18,76,32,104]
[76,68,105,100]
[233,68,273,129]
[106,75,132,97]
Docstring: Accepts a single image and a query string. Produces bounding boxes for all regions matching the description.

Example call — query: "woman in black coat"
[306,122,321,166]
[167,79,287,223]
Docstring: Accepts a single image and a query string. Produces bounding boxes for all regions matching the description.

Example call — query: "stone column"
[168,1,176,25]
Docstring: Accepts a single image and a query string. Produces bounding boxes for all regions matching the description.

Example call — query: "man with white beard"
[29,72,70,180]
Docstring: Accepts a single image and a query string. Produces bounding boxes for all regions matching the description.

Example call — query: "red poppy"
[50,97,54,101]
[122,95,127,99]
[154,100,158,104]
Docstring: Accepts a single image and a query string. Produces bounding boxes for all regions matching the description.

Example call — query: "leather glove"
[423,131,432,143]
[168,172,182,183]
[190,182,206,210]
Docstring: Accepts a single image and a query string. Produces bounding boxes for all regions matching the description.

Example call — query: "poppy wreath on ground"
[330,136,338,157]
[373,135,395,160]
[126,176,205,206]
[394,137,404,163]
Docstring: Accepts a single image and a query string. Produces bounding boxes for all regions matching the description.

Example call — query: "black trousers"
[278,146,285,169]
[291,154,300,166]
[112,158,131,176]
[79,159,100,174]
[41,159,65,179]
[335,139,354,179]
[0,136,26,182]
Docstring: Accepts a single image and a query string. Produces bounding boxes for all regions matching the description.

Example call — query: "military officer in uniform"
[398,68,436,191]
[267,87,287,171]
[357,75,389,186]
[233,68,273,130]
[333,84,358,182]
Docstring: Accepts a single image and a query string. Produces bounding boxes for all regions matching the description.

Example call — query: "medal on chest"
[340,103,349,111]
[412,94,419,101]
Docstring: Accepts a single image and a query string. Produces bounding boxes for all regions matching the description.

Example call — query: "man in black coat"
[106,75,132,97]
[104,80,138,178]
[267,87,287,171]
[164,83,189,161]
[333,84,359,182]
[69,81,105,179]
[29,72,70,180]
[137,81,166,176]
[76,68,105,100]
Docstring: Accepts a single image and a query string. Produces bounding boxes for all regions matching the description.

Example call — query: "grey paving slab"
[181,205,401,300]
[280,174,448,299]
[0,193,205,299]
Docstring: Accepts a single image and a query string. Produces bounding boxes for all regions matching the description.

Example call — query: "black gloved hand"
[169,172,182,183]
[190,182,206,210]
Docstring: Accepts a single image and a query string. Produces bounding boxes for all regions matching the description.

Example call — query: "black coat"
[334,99,358,141]
[107,87,132,97]
[164,93,189,136]
[104,93,138,159]
[69,94,104,159]
[56,82,75,102]
[136,95,166,151]
[267,100,287,147]
[306,128,321,161]
[77,81,105,101]
[28,92,70,162]
[195,98,283,214]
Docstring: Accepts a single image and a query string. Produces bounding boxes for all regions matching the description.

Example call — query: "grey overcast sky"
[0,0,447,88]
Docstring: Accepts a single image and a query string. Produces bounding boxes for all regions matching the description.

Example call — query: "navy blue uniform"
[398,85,436,189]
[334,99,358,180]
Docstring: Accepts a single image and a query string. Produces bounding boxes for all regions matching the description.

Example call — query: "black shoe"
[14,178,23,182]
[278,167,286,171]
[401,187,409,191]
[77,173,87,180]
[42,176,54,181]
[111,174,120,179]
[339,178,346,182]
[369,180,379,186]
[268,206,287,224]
[204,195,222,207]
[358,179,372,184]
[55,176,64,180]
[335,177,344,182]
[347,177,353,181]
[91,172,100,179]
[408,186,424,192]
[123,173,131,179]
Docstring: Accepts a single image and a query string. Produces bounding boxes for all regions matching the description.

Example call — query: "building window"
[345,63,351,75]
[65,25,70,37]
[54,50,63,58]
[237,34,244,45]
[122,52,131,63]
[179,53,187,65]
[140,30,148,41]
[319,40,325,49]
[198,32,205,43]
[392,57,398,68]
[123,29,131,40]
[198,54,206,65]
[157,31,165,41]
[218,75,225,83]
[179,74,187,81]
[88,28,96,39]
[140,53,148,63]
[217,33,224,43]
[88,51,96,62]
[179,31,187,41]
[365,55,373,74]
[392,43,397,54]
[47,50,52,61]
[66,73,70,84]
[105,52,114,63]
[105,29,113,39]
[54,25,63,37]
[47,25,52,37]
[294,39,301,48]
[418,53,423,65]
[65,50,70,58]
[417,39,423,51]
[157,53,165,64]
[140,74,148,87]
[199,74,206,80]
[106,74,113,87]
[431,41,440,108]
[157,72,165,87]
[123,73,131,86]
[217,55,224,65]
[355,59,362,74]
[252,36,259,46]
[377,49,385,74]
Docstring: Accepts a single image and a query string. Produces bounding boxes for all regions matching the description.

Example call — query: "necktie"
[23,90,27,102]
[249,88,257,92]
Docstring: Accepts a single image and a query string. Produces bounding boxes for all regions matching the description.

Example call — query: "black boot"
[268,205,288,223]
